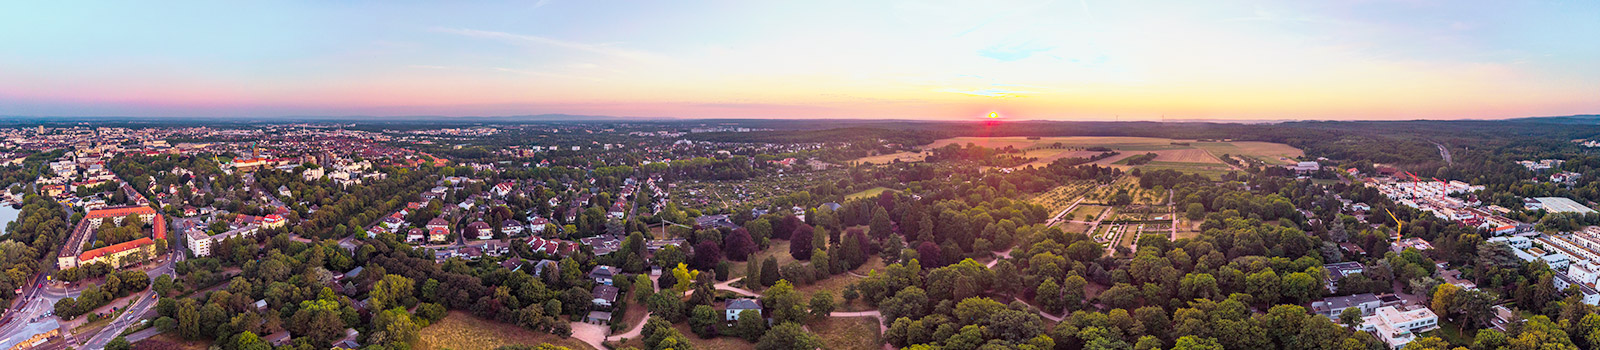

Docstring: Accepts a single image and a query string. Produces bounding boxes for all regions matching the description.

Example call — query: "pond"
[0,205,18,233]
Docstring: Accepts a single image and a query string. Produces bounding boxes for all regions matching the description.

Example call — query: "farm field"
[853,151,925,165]
[922,136,1192,151]
[1138,161,1236,179]
[900,136,1300,178]
[1191,141,1303,165]
[417,311,595,350]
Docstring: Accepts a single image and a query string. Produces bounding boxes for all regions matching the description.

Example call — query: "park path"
[1008,298,1066,322]
[985,248,1014,268]
[1168,189,1179,241]
[714,277,760,297]
[1044,198,1085,228]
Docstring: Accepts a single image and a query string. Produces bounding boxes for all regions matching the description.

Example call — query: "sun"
[986,112,1001,119]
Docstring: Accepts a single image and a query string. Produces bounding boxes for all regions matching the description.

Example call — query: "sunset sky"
[2,0,1597,120]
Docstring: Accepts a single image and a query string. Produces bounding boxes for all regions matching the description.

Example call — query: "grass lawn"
[796,274,864,310]
[810,317,883,350]
[135,332,211,350]
[1425,319,1477,347]
[676,323,753,350]
[845,187,894,201]
[732,240,795,279]
[1069,205,1109,222]
[417,311,594,350]
[1057,222,1092,235]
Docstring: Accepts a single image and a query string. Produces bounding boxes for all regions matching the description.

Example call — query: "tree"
[371,274,416,312]
[755,322,823,350]
[177,299,201,340]
[791,224,815,260]
[1185,203,1206,221]
[724,228,757,261]
[689,305,718,338]
[106,336,132,350]
[1245,269,1281,306]
[372,308,420,346]
[671,263,700,293]
[1281,272,1321,304]
[762,280,808,324]
[870,207,893,240]
[1061,274,1087,312]
[691,241,722,270]
[1339,307,1363,328]
[1171,336,1225,350]
[809,291,835,320]
[1431,283,1460,319]
[1036,278,1062,314]
[760,257,781,287]
[736,309,766,341]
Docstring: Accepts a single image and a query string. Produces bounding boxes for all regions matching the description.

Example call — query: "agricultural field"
[1026,181,1097,213]
[417,311,595,350]
[1138,161,1236,179]
[1191,141,1304,165]
[852,151,926,165]
[903,136,1299,178]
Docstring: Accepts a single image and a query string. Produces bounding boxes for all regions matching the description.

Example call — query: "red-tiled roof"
[85,206,156,219]
[78,237,154,262]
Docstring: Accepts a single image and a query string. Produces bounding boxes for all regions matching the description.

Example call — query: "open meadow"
[417,311,595,350]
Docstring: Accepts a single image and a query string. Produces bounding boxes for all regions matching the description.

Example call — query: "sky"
[1,0,1598,121]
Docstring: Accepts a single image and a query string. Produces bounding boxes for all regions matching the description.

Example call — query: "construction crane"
[1385,208,1404,238]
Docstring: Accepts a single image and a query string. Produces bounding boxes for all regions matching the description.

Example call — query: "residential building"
[1324,262,1365,292]
[1311,293,1382,319]
[1358,306,1440,349]
[592,285,619,309]
[726,298,762,321]
[589,265,617,285]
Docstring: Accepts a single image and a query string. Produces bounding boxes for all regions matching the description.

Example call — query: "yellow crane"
[1385,208,1404,238]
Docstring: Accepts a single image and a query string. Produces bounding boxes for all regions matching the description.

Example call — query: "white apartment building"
[1359,306,1439,349]
[186,225,260,258]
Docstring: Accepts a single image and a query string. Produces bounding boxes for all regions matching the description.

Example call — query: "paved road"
[1432,142,1453,165]
[1168,189,1179,241]
[1043,198,1085,228]
[81,290,159,350]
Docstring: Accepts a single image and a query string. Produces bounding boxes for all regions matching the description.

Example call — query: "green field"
[846,186,894,201]
[1136,161,1236,179]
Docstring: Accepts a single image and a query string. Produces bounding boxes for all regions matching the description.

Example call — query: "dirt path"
[714,277,760,297]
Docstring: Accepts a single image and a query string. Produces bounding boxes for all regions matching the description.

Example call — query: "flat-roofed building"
[1359,306,1439,349]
